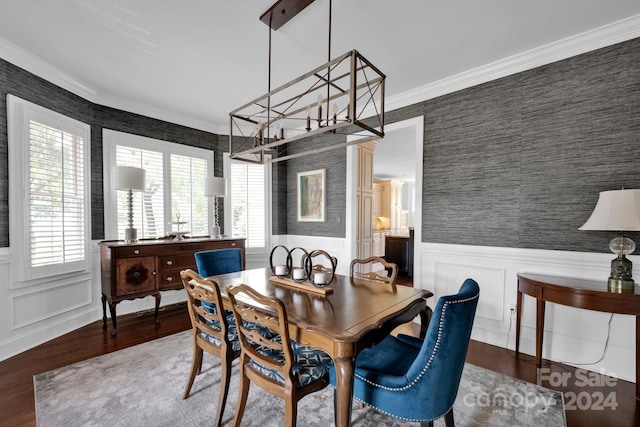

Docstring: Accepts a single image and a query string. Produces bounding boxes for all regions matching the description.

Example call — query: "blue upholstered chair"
[330,278,480,427]
[194,248,242,277]
[227,284,333,427]
[180,269,239,427]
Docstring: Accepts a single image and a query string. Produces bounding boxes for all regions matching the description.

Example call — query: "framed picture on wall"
[297,168,325,222]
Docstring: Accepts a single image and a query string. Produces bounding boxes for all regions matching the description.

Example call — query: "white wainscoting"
[0,244,102,362]
[419,242,637,383]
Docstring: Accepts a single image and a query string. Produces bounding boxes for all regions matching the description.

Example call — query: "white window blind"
[8,95,91,281]
[29,121,86,267]
[104,130,213,239]
[171,154,208,236]
[228,158,269,249]
[115,145,165,239]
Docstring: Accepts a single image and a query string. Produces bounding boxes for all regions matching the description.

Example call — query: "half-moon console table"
[99,237,245,335]
[515,272,640,405]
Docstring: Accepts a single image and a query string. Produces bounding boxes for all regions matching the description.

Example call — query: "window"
[103,130,212,239]
[8,95,91,281]
[224,153,271,251]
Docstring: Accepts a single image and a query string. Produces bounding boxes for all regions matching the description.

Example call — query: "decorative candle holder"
[304,249,337,287]
[269,245,291,278]
[287,247,310,282]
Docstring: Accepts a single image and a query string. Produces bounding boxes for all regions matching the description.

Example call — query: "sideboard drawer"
[158,254,197,271]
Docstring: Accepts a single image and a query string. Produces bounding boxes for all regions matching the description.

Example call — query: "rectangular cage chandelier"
[229,0,385,165]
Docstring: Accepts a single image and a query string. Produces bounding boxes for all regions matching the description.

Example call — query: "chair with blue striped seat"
[330,278,480,427]
[194,248,243,277]
[180,269,239,427]
[227,284,333,427]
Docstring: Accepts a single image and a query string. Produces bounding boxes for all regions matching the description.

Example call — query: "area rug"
[34,331,565,426]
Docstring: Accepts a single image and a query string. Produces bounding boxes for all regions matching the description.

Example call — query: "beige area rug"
[34,330,565,426]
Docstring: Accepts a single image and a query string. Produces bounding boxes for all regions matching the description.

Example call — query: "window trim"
[102,129,214,239]
[7,95,92,283]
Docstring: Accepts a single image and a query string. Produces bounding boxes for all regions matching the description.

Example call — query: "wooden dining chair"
[227,284,333,427]
[349,256,398,284]
[180,269,240,427]
[329,278,480,426]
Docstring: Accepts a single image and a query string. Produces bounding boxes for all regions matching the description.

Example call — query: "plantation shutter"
[28,121,86,267]
[170,154,208,236]
[230,160,267,248]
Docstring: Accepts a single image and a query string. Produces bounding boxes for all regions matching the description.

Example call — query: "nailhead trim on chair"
[354,292,479,392]
[350,292,479,423]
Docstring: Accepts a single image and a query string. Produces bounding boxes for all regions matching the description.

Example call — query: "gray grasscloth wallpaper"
[1,37,639,253]
[420,38,640,252]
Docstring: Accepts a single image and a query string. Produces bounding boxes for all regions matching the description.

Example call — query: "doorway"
[346,116,424,283]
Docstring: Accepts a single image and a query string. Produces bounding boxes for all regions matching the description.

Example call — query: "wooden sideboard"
[99,237,245,335]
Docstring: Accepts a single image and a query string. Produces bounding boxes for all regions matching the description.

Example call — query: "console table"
[99,237,245,335]
[515,272,640,405]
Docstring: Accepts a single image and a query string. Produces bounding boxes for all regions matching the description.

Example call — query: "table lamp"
[579,189,640,291]
[114,166,146,243]
[204,176,226,239]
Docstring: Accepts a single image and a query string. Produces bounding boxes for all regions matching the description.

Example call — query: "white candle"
[314,271,327,285]
[292,268,305,280]
[275,265,286,276]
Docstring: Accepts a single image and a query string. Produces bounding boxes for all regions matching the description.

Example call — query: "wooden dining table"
[207,267,433,427]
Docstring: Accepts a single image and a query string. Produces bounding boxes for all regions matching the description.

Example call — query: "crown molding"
[384,13,640,114]
[2,13,639,134]
[0,36,96,101]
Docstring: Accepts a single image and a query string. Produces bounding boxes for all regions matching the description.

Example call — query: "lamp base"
[210,225,221,239]
[125,227,138,243]
[607,277,635,292]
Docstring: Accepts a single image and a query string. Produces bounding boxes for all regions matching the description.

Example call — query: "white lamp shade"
[204,177,226,197]
[114,166,146,191]
[579,189,640,231]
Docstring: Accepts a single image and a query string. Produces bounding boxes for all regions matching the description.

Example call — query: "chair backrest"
[350,256,398,284]
[194,248,242,277]
[404,278,480,418]
[226,284,296,384]
[180,269,231,345]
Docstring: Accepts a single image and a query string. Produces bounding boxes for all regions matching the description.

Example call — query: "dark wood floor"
[1,300,638,426]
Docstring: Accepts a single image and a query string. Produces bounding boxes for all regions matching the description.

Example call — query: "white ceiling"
[1,1,640,181]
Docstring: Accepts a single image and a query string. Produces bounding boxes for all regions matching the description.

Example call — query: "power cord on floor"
[504,308,614,368]
[558,313,613,366]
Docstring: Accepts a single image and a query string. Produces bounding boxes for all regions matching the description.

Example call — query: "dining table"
[207,266,433,427]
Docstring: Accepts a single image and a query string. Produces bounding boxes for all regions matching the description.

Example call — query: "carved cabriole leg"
[108,301,117,336]
[419,305,433,338]
[101,294,107,329]
[333,356,355,427]
[154,292,161,324]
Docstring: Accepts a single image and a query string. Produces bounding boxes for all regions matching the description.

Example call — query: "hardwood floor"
[1,301,638,426]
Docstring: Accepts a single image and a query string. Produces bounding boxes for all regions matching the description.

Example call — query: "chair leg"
[183,345,203,399]
[420,408,453,427]
[214,356,233,427]
[444,408,455,427]
[284,397,297,427]
[232,365,251,427]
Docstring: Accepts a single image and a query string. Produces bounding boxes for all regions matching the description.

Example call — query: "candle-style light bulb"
[317,95,323,127]
[279,122,285,140]
[332,103,337,125]
[306,107,311,132]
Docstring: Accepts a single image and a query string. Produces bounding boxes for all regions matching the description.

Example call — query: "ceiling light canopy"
[229,0,385,164]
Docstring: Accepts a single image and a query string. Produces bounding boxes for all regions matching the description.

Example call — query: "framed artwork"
[297,168,325,222]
